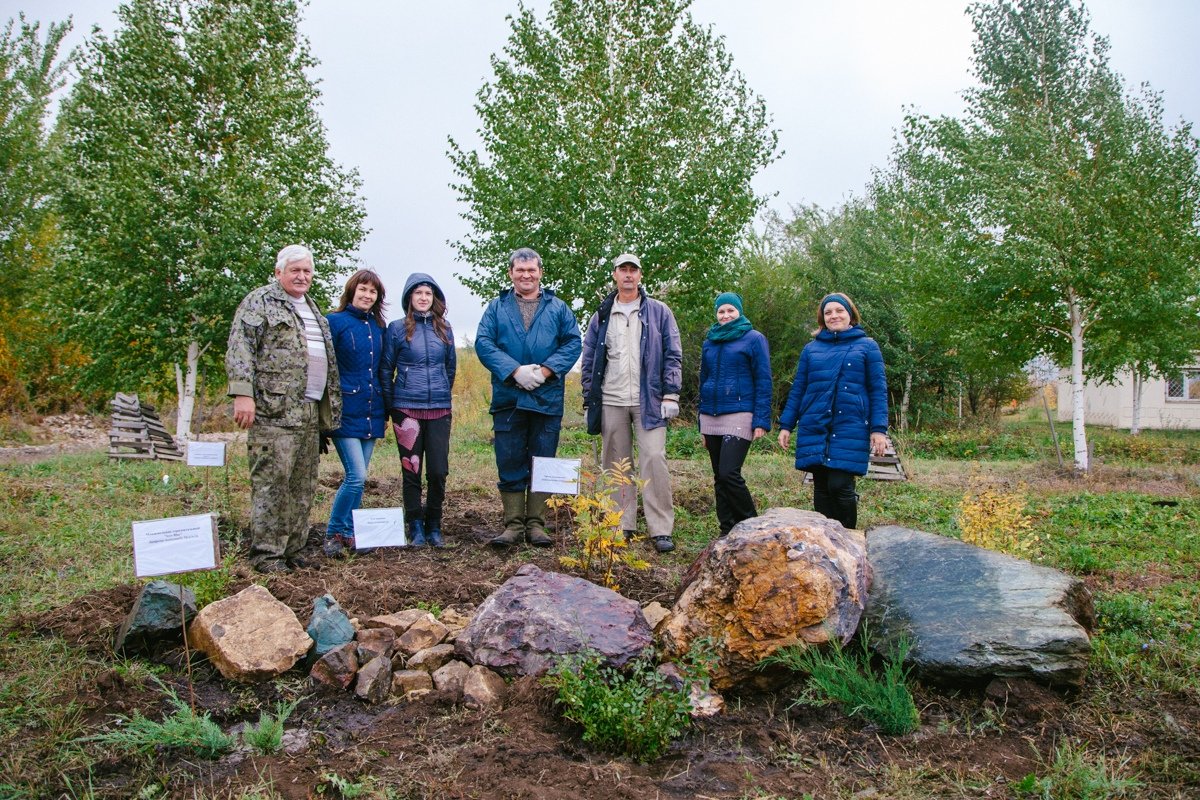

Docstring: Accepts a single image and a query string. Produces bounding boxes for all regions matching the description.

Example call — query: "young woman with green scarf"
[697,292,773,536]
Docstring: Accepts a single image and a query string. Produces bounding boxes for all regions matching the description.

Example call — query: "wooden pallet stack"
[804,445,908,483]
[108,393,184,461]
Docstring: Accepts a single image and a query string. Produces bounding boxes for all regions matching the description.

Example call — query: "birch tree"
[53,0,365,438]
[890,0,1200,469]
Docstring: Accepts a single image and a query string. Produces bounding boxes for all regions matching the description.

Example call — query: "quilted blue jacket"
[778,326,889,475]
[325,307,386,439]
[380,315,457,412]
[697,329,773,432]
[475,287,582,416]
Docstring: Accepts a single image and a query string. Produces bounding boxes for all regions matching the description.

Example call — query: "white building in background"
[1056,362,1200,430]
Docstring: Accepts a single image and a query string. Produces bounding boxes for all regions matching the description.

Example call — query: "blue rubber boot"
[408,519,427,547]
[427,525,444,547]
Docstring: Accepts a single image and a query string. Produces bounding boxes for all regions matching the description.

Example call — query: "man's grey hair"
[276,244,314,272]
[508,247,542,269]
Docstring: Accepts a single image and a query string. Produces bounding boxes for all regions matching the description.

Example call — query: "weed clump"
[242,698,299,755]
[956,477,1038,557]
[764,632,919,735]
[81,677,234,759]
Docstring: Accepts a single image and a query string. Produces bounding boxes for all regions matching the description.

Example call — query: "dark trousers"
[703,434,757,536]
[493,409,562,493]
[810,465,858,529]
[393,413,451,526]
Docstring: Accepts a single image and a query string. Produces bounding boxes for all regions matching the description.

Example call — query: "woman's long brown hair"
[406,293,453,345]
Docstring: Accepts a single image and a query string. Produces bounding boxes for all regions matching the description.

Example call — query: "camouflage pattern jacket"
[226,281,343,430]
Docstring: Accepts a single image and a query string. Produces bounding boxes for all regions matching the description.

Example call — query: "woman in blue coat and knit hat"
[698,292,773,537]
[324,269,388,557]
[380,273,456,547]
[777,292,889,530]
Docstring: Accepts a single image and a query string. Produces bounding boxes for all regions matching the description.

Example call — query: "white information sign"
[186,440,227,467]
[352,507,407,549]
[531,456,582,495]
[132,513,219,577]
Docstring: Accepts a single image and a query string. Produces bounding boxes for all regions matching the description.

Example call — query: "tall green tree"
[448,0,778,326]
[54,0,366,437]
[0,14,71,411]
[890,0,1200,469]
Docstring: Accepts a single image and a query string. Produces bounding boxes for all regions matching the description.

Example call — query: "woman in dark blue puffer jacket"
[697,292,773,536]
[380,273,456,547]
[778,292,889,529]
[324,270,388,557]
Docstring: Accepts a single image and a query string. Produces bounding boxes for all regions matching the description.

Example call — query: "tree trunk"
[1068,291,1089,472]
[174,340,207,441]
[1130,370,1142,435]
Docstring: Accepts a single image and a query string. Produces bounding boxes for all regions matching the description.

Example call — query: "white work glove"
[660,399,680,419]
[514,364,546,391]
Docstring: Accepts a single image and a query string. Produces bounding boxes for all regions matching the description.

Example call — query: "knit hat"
[714,292,744,315]
[820,293,854,319]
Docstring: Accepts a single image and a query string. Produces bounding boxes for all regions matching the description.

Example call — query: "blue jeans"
[492,409,561,492]
[329,437,377,536]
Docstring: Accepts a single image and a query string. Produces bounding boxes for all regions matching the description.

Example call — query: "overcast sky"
[6,0,1199,341]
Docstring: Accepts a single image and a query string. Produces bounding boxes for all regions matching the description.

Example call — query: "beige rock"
[658,508,870,689]
[363,608,428,636]
[355,627,396,663]
[396,615,450,656]
[439,607,473,635]
[391,669,434,696]
[405,643,456,673]
[431,659,471,698]
[462,665,506,710]
[354,655,393,704]
[641,601,670,631]
[402,688,432,702]
[310,641,359,690]
[188,584,312,682]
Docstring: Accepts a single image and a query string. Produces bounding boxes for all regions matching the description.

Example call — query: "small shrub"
[956,477,1038,557]
[80,677,234,759]
[242,699,299,755]
[764,631,919,735]
[415,600,443,618]
[176,551,237,608]
[542,648,705,762]
[549,458,649,591]
[1013,738,1142,798]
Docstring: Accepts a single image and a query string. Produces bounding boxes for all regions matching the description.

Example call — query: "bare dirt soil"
[14,477,1199,799]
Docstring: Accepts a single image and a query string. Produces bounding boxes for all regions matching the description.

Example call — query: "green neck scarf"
[706,316,753,342]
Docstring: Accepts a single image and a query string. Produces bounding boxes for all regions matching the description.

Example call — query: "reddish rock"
[396,614,449,657]
[456,564,653,678]
[392,669,434,696]
[354,655,393,704]
[355,627,396,663]
[310,641,359,690]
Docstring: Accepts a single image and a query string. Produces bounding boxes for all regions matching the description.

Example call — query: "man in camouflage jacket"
[226,244,342,573]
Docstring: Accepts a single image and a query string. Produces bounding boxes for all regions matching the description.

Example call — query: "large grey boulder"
[865,525,1095,689]
[657,508,870,689]
[455,564,653,677]
[115,580,197,653]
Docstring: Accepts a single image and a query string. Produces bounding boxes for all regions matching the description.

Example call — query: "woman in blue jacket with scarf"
[778,293,889,530]
[323,270,388,557]
[698,292,773,537]
[380,273,456,547]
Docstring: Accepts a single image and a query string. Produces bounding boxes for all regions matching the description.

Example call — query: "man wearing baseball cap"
[581,253,683,553]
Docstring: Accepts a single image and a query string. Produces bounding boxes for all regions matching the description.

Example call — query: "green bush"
[242,699,299,755]
[764,632,919,735]
[542,648,709,762]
